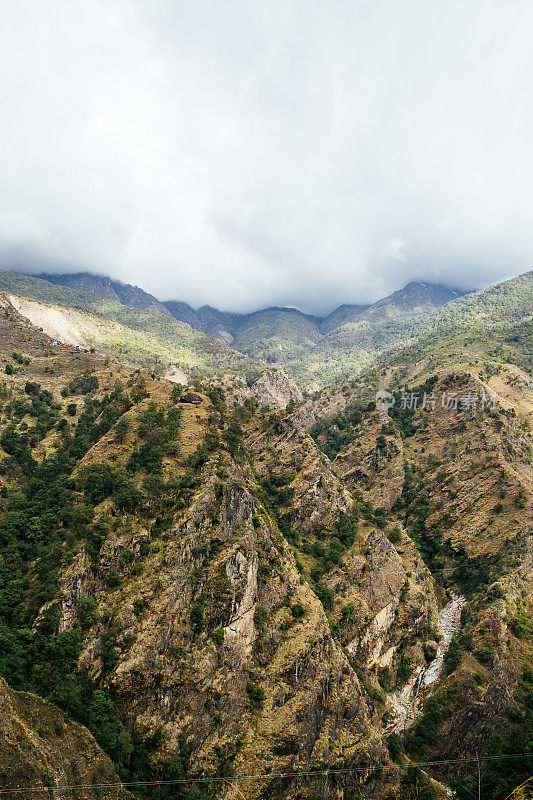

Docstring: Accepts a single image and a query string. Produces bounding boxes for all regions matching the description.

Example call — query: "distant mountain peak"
[33,271,172,316]
[403,279,467,292]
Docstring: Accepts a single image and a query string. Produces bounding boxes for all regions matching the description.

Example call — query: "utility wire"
[0,752,531,794]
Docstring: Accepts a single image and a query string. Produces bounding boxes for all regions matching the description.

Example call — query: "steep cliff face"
[246,413,353,535]
[26,364,433,798]
[333,411,405,511]
[0,678,129,799]
[58,453,395,800]
[327,525,438,675]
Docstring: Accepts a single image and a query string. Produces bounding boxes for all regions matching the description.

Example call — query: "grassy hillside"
[162,281,467,386]
[277,283,468,387]
[194,282,468,387]
[2,270,530,391]
[232,307,322,362]
[36,270,172,316]
[0,272,264,382]
[289,272,532,388]
[319,303,368,333]
[379,270,533,377]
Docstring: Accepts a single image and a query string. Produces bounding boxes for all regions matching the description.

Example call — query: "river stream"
[386,592,467,734]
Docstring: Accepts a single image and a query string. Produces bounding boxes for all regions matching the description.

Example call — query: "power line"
[0,753,530,794]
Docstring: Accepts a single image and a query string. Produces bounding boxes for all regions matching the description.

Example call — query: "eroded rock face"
[333,411,405,511]
[221,369,303,411]
[64,467,395,800]
[250,369,303,409]
[58,547,94,632]
[22,362,530,799]
[248,414,354,535]
[0,678,128,800]
[327,526,438,678]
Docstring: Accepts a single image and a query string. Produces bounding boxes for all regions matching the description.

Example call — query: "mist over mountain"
[2,2,533,312]
[0,267,484,389]
[28,269,467,339]
[36,272,172,317]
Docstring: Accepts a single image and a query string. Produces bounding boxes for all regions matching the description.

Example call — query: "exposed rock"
[220,369,303,411]
[247,413,354,534]
[399,373,532,558]
[164,365,188,385]
[250,368,303,409]
[333,410,405,510]
[0,301,530,800]
[58,546,94,632]
[179,391,203,404]
[70,467,395,799]
[327,526,438,674]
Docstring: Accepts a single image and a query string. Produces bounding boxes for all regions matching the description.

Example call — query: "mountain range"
[0,269,530,800]
[35,270,467,342]
[0,265,531,799]
[1,270,476,388]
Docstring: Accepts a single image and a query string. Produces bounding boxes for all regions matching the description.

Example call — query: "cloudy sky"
[0,1,532,314]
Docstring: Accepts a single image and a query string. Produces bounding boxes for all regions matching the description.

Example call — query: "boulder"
[179,391,202,404]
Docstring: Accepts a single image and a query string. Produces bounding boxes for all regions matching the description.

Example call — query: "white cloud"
[383,238,408,262]
[0,0,532,313]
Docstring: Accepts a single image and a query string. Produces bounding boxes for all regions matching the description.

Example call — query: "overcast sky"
[0,1,532,314]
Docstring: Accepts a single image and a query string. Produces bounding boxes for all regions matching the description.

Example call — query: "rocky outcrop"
[398,373,532,559]
[64,465,395,800]
[179,391,203,404]
[164,365,188,385]
[248,413,354,534]
[0,332,527,800]
[250,369,303,409]
[58,547,94,632]
[327,526,438,678]
[333,410,405,510]
[222,369,303,411]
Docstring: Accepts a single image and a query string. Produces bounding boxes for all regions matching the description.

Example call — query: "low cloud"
[0,1,532,313]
